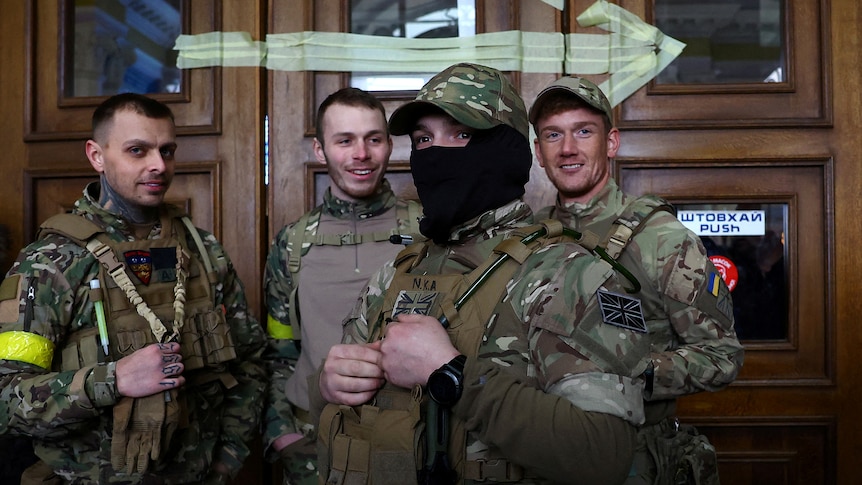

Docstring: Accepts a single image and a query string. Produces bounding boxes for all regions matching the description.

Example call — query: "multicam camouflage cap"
[388,62,529,140]
[528,76,614,127]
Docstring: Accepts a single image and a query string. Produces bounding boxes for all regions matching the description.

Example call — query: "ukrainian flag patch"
[707,272,721,297]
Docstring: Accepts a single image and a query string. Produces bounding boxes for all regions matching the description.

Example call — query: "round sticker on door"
[709,255,738,292]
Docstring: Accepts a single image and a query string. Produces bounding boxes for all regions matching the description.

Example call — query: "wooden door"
[590,0,853,483]
[267,1,860,484]
[0,1,267,483]
[4,0,861,483]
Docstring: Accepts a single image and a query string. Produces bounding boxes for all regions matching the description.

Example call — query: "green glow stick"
[89,280,109,357]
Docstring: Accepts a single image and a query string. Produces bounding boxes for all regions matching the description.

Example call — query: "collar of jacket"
[445,199,533,244]
[322,179,397,220]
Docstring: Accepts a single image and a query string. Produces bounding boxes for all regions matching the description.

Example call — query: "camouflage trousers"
[625,418,720,485]
[279,409,318,485]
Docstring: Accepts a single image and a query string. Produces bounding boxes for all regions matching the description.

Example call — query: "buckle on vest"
[340,233,357,245]
[606,224,634,259]
[468,458,524,482]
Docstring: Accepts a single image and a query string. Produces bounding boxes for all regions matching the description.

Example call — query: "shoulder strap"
[286,207,321,276]
[603,195,675,260]
[179,216,214,277]
[38,213,102,243]
[283,208,320,341]
[398,199,422,235]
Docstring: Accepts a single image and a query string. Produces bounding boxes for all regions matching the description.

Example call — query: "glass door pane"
[654,0,785,84]
[349,0,476,92]
[66,0,183,97]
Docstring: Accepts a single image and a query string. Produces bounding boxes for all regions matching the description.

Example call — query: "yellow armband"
[0,331,55,369]
[266,314,294,340]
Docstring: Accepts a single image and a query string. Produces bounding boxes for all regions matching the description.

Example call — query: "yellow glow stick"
[89,280,109,357]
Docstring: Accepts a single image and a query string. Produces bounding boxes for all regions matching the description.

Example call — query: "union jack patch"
[124,250,152,285]
[393,290,439,317]
[597,289,647,333]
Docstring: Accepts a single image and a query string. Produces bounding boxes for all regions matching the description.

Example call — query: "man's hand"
[115,342,185,398]
[379,313,459,389]
[319,343,385,405]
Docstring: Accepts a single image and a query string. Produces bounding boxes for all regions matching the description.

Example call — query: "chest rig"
[318,220,570,485]
[280,199,422,343]
[37,212,237,377]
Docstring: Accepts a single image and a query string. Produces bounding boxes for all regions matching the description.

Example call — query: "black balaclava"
[410,124,531,244]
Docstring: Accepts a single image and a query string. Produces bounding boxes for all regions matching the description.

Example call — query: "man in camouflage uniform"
[529,76,745,483]
[308,63,656,484]
[263,87,419,484]
[0,93,267,484]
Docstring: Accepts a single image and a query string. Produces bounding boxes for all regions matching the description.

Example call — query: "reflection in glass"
[654,0,785,84]
[677,202,788,341]
[67,0,182,97]
[349,0,476,91]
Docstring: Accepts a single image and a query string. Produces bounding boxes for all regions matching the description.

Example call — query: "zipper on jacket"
[351,204,360,273]
[23,279,36,332]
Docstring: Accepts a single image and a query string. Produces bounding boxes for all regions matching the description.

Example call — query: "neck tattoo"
[99,176,159,225]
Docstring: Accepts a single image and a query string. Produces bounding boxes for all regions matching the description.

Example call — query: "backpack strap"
[602,196,676,260]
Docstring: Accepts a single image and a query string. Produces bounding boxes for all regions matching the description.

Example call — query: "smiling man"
[530,76,744,484]
[262,87,420,485]
[0,93,267,484]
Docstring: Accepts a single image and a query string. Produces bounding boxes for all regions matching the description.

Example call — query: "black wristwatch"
[427,354,467,407]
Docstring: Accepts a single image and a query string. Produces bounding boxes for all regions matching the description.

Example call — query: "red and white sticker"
[709,255,738,292]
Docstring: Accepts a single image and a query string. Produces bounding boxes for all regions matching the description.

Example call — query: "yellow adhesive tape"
[266,314,294,340]
[265,31,563,74]
[540,0,565,10]
[0,331,55,370]
[574,0,685,107]
[175,31,266,68]
[171,0,685,107]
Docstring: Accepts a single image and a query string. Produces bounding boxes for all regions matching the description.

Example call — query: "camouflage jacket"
[316,200,652,483]
[0,183,267,483]
[537,179,744,402]
[262,182,418,457]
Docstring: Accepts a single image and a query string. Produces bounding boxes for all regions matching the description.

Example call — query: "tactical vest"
[318,221,568,485]
[37,213,237,378]
[281,200,422,341]
[587,196,674,334]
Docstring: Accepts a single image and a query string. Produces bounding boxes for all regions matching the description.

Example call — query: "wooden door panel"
[608,0,831,129]
[617,158,834,385]
[25,0,221,141]
[700,417,836,485]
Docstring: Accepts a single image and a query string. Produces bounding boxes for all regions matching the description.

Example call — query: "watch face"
[429,370,458,405]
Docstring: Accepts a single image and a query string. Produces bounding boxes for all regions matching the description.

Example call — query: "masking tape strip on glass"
[540,0,565,10]
[173,0,684,107]
[574,0,685,106]
[265,31,564,74]
[174,31,267,68]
